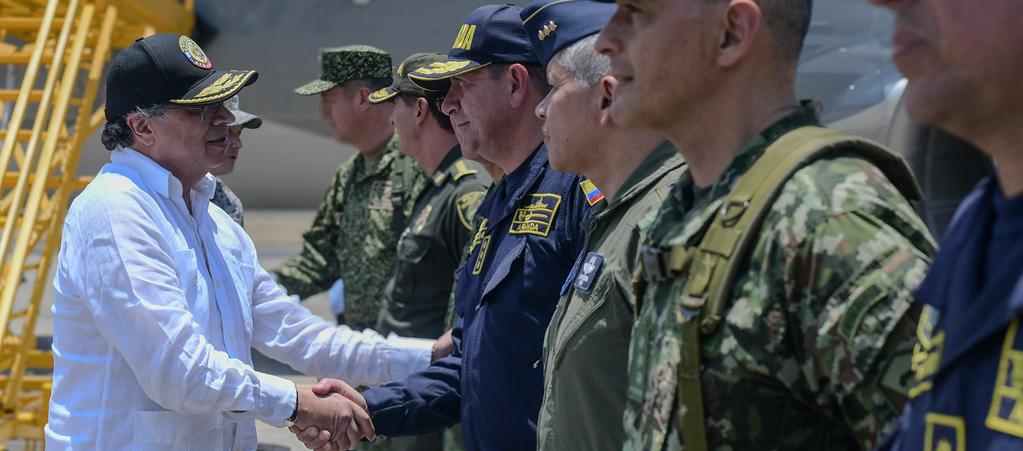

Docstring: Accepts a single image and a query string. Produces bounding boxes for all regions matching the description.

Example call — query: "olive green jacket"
[538,143,685,451]
[375,146,490,338]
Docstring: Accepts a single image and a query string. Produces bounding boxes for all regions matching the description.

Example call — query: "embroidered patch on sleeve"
[509,193,562,237]
[910,305,945,399]
[986,318,1023,438]
[579,179,605,206]
[573,252,604,292]
[456,191,485,231]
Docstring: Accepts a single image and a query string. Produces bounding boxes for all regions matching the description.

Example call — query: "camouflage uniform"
[211,177,244,227]
[273,134,426,328]
[539,143,684,451]
[624,103,937,450]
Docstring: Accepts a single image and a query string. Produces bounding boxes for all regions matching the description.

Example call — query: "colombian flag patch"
[580,179,604,206]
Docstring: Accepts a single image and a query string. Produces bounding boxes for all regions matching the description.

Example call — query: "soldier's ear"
[598,75,616,127]
[355,86,373,110]
[508,63,531,109]
[717,0,762,68]
[415,97,430,126]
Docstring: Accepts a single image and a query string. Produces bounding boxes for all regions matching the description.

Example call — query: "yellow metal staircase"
[0,1,194,448]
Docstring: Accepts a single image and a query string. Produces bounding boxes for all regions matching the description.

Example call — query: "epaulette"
[452,160,478,181]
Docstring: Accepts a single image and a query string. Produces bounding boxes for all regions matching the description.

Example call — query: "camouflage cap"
[368,53,449,105]
[294,45,393,96]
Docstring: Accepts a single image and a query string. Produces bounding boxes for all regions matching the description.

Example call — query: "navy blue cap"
[521,0,615,67]
[409,4,540,90]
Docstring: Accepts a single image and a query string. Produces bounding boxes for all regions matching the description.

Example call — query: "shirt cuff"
[256,373,297,427]
[386,333,434,379]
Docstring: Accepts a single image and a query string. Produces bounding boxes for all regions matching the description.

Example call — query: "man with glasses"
[274,45,427,329]
[45,34,435,450]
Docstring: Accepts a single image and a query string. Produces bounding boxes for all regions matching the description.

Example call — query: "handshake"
[288,379,373,451]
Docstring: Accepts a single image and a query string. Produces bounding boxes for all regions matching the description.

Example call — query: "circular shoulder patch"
[178,35,213,70]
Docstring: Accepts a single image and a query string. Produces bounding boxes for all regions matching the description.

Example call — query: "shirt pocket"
[130,409,223,450]
[397,233,432,264]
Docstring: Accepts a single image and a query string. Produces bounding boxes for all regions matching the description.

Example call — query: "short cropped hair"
[705,0,813,62]
[484,63,551,96]
[397,93,453,132]
[343,77,392,93]
[551,35,610,88]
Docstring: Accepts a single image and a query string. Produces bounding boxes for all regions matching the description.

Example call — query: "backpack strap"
[672,126,921,451]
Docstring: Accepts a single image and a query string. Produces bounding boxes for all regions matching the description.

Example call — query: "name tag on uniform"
[573,252,604,293]
[509,194,561,237]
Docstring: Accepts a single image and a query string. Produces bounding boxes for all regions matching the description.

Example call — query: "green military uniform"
[538,143,684,451]
[624,103,937,450]
[274,45,426,328]
[376,147,489,338]
[273,135,426,327]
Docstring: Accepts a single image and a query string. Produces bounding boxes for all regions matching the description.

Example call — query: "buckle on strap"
[640,245,692,282]
[641,245,668,282]
[677,294,706,323]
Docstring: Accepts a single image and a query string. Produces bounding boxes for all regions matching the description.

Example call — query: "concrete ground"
[24,209,331,450]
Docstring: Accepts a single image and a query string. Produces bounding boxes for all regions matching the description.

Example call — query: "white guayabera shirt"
[45,148,432,450]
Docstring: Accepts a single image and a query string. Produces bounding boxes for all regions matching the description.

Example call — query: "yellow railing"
[0,1,193,448]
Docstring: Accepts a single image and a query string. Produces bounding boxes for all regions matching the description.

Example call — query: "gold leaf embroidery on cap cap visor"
[415,60,473,76]
[172,71,255,104]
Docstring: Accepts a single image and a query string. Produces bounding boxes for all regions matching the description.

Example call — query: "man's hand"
[431,329,455,362]
[312,378,368,411]
[292,387,374,449]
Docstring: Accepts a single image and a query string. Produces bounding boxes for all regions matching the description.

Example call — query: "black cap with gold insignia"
[368,53,449,105]
[521,0,616,67]
[409,4,539,91]
[104,34,257,122]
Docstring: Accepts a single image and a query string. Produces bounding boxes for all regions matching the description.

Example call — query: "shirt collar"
[431,145,464,186]
[357,133,400,181]
[110,147,217,200]
[682,100,821,211]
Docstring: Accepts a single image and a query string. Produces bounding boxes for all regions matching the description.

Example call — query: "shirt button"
[214,280,223,289]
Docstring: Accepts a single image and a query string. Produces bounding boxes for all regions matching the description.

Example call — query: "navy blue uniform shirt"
[879,174,1023,451]
[362,145,591,451]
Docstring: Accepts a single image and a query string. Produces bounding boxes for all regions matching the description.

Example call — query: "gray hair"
[100,104,168,150]
[550,35,610,88]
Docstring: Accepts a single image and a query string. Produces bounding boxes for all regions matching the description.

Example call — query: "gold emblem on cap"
[538,21,558,41]
[178,35,212,70]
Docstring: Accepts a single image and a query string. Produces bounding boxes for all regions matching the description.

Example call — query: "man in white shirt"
[45,33,431,450]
